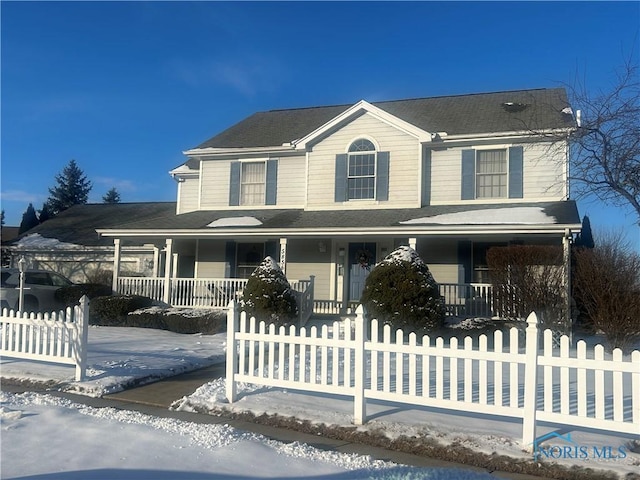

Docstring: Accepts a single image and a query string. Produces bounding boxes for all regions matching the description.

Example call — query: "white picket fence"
[226,302,640,447]
[0,296,90,381]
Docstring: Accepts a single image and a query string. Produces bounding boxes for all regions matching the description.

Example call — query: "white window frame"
[240,161,266,206]
[475,148,508,199]
[347,139,377,200]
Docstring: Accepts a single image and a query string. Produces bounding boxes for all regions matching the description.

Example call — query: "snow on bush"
[361,246,444,332]
[241,256,298,326]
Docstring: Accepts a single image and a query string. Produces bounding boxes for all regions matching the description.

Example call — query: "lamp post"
[18,256,26,313]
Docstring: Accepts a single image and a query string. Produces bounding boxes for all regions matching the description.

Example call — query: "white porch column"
[279,238,288,275]
[563,229,572,336]
[112,239,121,293]
[163,238,174,304]
[409,237,417,250]
[152,246,160,277]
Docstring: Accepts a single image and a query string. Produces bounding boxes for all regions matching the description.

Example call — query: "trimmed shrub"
[55,283,113,306]
[127,307,226,334]
[85,268,113,286]
[361,246,444,332]
[241,256,298,326]
[89,295,158,326]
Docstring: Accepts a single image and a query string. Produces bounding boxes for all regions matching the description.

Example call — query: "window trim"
[346,138,378,201]
[239,160,267,206]
[475,148,508,199]
[461,145,523,201]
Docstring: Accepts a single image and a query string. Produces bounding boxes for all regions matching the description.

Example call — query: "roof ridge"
[264,87,563,113]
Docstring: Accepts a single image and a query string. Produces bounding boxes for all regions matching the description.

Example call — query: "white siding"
[307,113,420,209]
[196,240,227,277]
[276,155,306,206]
[177,177,200,214]
[197,155,305,210]
[287,239,333,300]
[522,142,565,199]
[200,161,230,208]
[430,141,566,204]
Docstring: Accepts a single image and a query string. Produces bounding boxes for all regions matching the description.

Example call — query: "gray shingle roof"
[7,203,177,247]
[101,201,581,232]
[8,201,580,247]
[195,88,572,149]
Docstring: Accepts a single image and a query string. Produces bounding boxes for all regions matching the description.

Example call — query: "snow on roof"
[207,216,263,228]
[399,207,556,225]
[15,233,83,249]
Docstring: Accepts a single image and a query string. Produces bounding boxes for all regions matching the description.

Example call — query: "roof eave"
[97,223,582,238]
[183,145,296,157]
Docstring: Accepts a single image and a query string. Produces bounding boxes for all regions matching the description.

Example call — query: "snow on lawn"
[2,323,639,478]
[0,391,496,480]
[0,326,226,397]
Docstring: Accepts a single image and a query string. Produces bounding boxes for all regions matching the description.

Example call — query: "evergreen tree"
[1,210,4,227]
[47,159,92,215]
[575,215,595,249]
[38,203,52,224]
[102,187,121,204]
[19,203,39,234]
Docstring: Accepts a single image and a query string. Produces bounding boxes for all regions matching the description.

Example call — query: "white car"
[0,268,73,313]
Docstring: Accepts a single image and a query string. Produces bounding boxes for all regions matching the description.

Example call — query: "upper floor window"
[335,139,389,203]
[229,159,278,206]
[461,146,523,200]
[476,149,507,199]
[348,139,376,200]
[240,162,266,206]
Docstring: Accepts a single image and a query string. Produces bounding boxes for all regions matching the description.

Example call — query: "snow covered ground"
[1,324,639,479]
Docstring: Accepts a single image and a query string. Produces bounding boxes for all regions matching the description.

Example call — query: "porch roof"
[97,201,581,239]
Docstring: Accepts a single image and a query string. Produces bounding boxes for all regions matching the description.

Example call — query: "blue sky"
[1,1,638,249]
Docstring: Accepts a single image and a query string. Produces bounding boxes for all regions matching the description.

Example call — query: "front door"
[348,242,376,301]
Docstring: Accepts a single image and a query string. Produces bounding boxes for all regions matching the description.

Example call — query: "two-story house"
[8,88,581,317]
[95,87,581,314]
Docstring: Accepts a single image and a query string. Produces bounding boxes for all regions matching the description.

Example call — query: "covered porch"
[99,202,581,322]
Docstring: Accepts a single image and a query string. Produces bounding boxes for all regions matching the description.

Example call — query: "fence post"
[353,304,366,425]
[522,311,539,449]
[226,299,239,403]
[75,295,90,381]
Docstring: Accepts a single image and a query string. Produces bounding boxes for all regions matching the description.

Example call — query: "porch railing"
[116,276,316,325]
[118,278,502,319]
[439,283,495,317]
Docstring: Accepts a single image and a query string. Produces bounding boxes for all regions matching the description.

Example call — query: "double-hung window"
[476,149,507,199]
[461,146,523,200]
[347,139,376,200]
[240,162,266,206]
[229,159,278,206]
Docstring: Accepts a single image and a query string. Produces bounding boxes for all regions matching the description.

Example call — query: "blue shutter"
[421,147,431,206]
[376,151,390,201]
[224,241,236,278]
[265,159,278,205]
[508,146,524,199]
[461,150,476,200]
[335,154,348,202]
[229,162,241,206]
[457,240,472,286]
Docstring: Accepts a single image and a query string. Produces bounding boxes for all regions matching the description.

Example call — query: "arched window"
[347,139,377,199]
